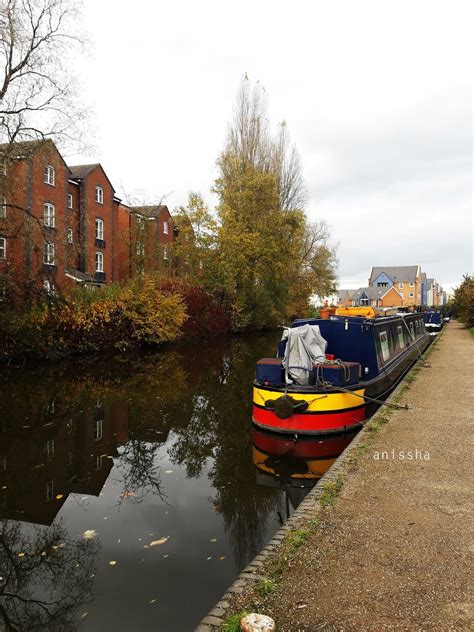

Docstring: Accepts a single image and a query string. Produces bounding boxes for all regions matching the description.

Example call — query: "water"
[0,333,358,631]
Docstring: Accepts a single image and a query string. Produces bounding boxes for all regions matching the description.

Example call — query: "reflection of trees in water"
[0,519,98,631]
[168,335,284,570]
[115,438,168,505]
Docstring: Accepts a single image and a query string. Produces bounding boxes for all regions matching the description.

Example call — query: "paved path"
[239,322,473,631]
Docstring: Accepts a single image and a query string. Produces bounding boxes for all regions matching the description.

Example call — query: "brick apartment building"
[0,139,176,299]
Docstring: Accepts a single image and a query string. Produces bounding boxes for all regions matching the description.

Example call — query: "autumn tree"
[214,76,337,329]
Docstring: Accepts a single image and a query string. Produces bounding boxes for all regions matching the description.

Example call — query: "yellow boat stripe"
[253,386,365,411]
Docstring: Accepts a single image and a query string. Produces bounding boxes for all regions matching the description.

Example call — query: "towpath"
[206,322,473,630]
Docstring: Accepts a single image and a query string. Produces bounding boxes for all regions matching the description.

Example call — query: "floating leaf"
[17,552,25,557]
[55,494,64,500]
[109,560,117,566]
[149,599,157,604]
[80,612,88,619]
[207,556,212,560]
[83,530,97,540]
[219,556,226,561]
[165,470,173,474]
[210,538,217,542]
[149,538,168,547]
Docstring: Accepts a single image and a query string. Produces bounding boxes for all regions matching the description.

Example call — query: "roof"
[337,288,358,299]
[69,164,101,179]
[426,278,434,290]
[130,205,170,219]
[68,163,116,192]
[355,286,402,300]
[0,138,70,170]
[421,272,427,283]
[65,268,95,283]
[369,265,420,284]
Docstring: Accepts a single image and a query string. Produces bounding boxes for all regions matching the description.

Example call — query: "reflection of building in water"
[0,402,129,526]
[252,427,359,516]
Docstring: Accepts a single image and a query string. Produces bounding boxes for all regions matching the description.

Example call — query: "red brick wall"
[113,202,131,282]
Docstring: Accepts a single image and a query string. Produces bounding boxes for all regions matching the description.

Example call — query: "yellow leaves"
[148,537,168,547]
[83,530,98,540]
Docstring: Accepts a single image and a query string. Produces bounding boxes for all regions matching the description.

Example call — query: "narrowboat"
[422,309,443,335]
[253,307,430,435]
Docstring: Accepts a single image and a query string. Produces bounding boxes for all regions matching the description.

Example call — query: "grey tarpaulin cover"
[282,324,328,385]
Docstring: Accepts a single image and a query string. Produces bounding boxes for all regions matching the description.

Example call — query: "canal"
[0,332,358,631]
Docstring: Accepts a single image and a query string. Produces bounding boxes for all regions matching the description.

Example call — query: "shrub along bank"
[0,275,231,364]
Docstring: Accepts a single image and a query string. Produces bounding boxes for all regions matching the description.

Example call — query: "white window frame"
[95,455,103,471]
[95,186,104,204]
[67,193,73,209]
[163,245,168,261]
[95,251,104,273]
[44,242,55,265]
[408,291,414,298]
[43,203,55,227]
[409,282,415,287]
[44,165,55,186]
[43,279,55,295]
[45,480,55,500]
[379,330,390,362]
[0,196,6,218]
[163,220,169,235]
[94,419,103,441]
[0,237,6,259]
[397,325,406,349]
[399,282,403,289]
[67,228,73,244]
[45,439,55,460]
[95,218,104,240]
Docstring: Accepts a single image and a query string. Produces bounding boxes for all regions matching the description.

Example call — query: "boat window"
[379,331,390,362]
[409,322,415,339]
[397,325,405,349]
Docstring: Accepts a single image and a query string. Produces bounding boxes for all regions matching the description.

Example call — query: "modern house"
[368,265,422,307]
[352,286,404,308]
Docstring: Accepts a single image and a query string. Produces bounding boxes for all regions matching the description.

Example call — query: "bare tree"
[0,0,89,150]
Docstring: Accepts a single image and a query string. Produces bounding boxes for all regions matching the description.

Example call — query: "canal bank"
[197,322,473,631]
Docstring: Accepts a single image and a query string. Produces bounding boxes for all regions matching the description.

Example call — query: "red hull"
[252,404,366,434]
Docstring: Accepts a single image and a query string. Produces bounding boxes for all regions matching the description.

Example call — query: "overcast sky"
[69,0,472,293]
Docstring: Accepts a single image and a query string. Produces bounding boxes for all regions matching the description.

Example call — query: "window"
[409,322,415,339]
[163,246,168,261]
[0,237,6,259]
[409,282,415,287]
[95,455,103,471]
[0,196,6,218]
[0,455,6,471]
[67,193,73,209]
[397,325,405,349]
[67,228,73,244]
[399,282,403,289]
[408,291,414,298]
[360,297,369,306]
[67,452,73,466]
[94,419,103,441]
[43,279,55,295]
[379,330,390,362]
[95,251,104,273]
[163,220,169,235]
[44,165,55,186]
[45,439,55,460]
[45,480,55,500]
[377,282,388,287]
[43,203,55,227]
[95,186,103,204]
[95,218,104,240]
[0,157,6,175]
[136,242,145,256]
[44,242,55,265]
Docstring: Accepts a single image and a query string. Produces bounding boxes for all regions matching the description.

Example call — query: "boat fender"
[264,395,308,419]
